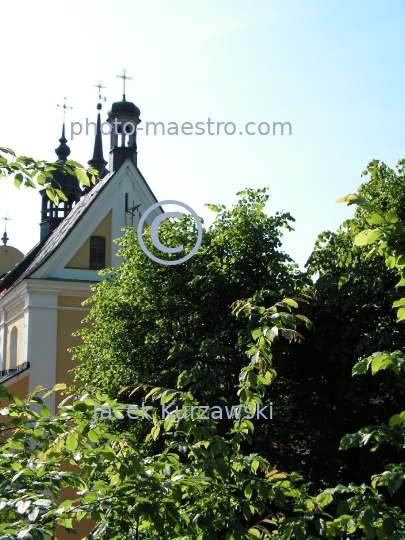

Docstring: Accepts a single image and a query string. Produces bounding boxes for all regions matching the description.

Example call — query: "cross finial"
[2,214,12,231]
[57,97,73,123]
[93,80,107,104]
[116,69,132,100]
[2,214,12,245]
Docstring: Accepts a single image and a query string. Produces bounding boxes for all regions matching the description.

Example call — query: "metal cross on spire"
[116,69,132,100]
[57,97,73,123]
[93,80,107,103]
[1,213,12,245]
[2,213,12,231]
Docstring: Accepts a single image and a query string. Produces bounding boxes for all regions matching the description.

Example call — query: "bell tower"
[107,69,141,172]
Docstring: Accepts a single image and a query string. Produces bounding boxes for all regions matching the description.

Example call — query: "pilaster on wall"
[26,292,58,413]
[0,307,5,372]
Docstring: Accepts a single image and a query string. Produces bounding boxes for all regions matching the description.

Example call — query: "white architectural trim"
[0,307,5,372]
[26,292,58,412]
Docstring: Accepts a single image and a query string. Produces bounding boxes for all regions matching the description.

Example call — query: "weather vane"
[93,80,107,103]
[57,97,73,123]
[126,201,141,227]
[116,69,132,99]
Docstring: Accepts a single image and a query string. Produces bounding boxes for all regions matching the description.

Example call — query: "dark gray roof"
[20,173,112,281]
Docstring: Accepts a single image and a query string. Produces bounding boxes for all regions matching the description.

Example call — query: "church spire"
[87,103,108,179]
[55,98,73,163]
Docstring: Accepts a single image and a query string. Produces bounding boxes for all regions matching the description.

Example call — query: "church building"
[0,86,161,415]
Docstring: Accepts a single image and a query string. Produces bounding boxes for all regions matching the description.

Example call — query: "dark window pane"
[89,236,106,270]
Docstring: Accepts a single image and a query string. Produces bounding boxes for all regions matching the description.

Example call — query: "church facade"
[0,90,161,414]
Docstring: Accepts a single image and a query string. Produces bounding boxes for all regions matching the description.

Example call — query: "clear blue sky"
[1,0,404,269]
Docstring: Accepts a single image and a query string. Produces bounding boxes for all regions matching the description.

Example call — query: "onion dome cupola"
[39,121,82,241]
[107,69,141,172]
[0,215,24,279]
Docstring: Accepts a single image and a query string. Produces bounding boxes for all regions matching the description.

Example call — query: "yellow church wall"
[0,374,29,404]
[55,461,95,539]
[65,210,112,269]
[55,297,95,538]
[55,296,91,408]
[58,295,89,308]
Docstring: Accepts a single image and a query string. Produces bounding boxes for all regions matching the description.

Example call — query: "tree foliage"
[0,147,97,205]
[269,159,405,488]
[0,295,315,539]
[2,156,405,537]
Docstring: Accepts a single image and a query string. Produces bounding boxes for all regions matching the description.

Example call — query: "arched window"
[89,236,106,270]
[9,327,18,370]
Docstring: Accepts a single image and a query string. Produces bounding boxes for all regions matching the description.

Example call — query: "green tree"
[267,159,405,489]
[0,293,312,539]
[265,166,405,539]
[72,188,308,440]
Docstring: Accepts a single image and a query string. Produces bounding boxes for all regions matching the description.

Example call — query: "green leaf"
[36,173,46,186]
[83,491,100,503]
[383,517,396,535]
[352,358,370,375]
[0,147,16,155]
[387,472,403,495]
[384,210,398,224]
[24,178,36,189]
[55,189,68,201]
[281,298,298,308]
[75,168,90,187]
[14,173,23,188]
[315,518,326,536]
[66,434,78,451]
[371,354,391,374]
[337,500,350,515]
[252,328,261,340]
[366,213,385,225]
[88,429,100,443]
[292,525,306,540]
[66,159,84,168]
[392,297,405,308]
[336,194,362,205]
[45,185,57,203]
[40,405,52,418]
[315,492,333,509]
[397,307,405,322]
[354,229,382,246]
[388,411,405,426]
